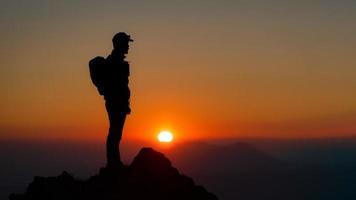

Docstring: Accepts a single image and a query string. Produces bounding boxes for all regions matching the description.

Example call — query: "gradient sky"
[1,0,356,141]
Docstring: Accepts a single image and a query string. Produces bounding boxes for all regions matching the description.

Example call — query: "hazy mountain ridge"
[163,141,290,174]
[161,141,356,200]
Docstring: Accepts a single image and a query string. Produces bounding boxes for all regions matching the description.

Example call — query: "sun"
[157,130,174,143]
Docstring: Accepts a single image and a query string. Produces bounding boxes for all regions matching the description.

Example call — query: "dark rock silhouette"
[9,148,218,200]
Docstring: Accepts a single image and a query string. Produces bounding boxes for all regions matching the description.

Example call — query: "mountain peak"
[9,147,218,200]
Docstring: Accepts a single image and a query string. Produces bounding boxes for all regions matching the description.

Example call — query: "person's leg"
[113,113,126,162]
[106,119,120,165]
[105,101,127,166]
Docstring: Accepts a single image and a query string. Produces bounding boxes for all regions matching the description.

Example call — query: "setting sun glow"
[157,131,174,143]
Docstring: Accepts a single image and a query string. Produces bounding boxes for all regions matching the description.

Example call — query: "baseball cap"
[112,32,134,43]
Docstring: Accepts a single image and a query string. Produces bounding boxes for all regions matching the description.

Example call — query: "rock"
[9,148,218,200]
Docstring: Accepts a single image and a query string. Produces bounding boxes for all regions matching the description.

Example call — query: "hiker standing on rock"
[89,32,133,167]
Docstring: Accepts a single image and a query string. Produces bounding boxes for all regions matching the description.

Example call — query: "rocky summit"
[9,147,218,200]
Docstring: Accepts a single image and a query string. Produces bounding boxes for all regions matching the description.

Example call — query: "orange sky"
[1,1,356,141]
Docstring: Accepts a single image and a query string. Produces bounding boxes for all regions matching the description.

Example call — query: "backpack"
[89,56,107,95]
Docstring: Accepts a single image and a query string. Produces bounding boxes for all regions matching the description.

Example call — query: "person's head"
[112,32,133,54]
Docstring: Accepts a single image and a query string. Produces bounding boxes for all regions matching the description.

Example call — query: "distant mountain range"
[163,141,288,174]
[160,141,356,200]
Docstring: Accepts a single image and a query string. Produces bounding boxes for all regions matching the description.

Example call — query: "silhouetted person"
[89,32,133,167]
